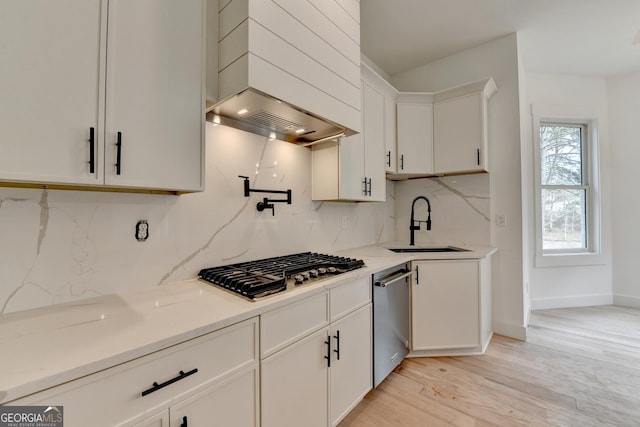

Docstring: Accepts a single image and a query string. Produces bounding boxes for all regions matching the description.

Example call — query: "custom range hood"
[206,88,356,145]
[210,0,362,145]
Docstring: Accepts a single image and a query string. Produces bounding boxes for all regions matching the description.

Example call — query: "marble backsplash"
[0,123,395,314]
[394,174,491,247]
[0,123,491,315]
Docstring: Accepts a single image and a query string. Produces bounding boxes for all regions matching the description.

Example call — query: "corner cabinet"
[9,317,260,427]
[261,278,372,427]
[433,78,497,174]
[311,64,388,202]
[395,93,435,176]
[0,0,205,193]
[410,258,492,357]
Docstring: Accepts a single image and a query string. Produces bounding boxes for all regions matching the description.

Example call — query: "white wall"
[608,71,640,308]
[523,73,613,310]
[0,124,395,314]
[391,33,526,339]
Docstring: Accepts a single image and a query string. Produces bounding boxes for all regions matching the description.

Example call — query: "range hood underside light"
[206,88,353,144]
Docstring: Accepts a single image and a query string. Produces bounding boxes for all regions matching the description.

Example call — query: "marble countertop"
[0,243,495,404]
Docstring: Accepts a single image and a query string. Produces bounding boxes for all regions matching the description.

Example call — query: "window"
[539,123,589,252]
[532,104,602,266]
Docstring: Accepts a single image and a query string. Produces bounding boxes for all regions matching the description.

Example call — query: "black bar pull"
[386,151,391,167]
[180,416,188,427]
[115,132,122,175]
[368,178,372,196]
[415,265,420,284]
[88,127,95,174]
[362,177,368,196]
[400,154,404,170]
[141,368,198,397]
[477,148,480,166]
[324,336,331,368]
[333,330,340,361]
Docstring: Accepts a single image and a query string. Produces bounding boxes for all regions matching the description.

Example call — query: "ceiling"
[360,0,640,77]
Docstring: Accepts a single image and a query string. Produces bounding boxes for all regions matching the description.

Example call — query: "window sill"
[535,251,606,268]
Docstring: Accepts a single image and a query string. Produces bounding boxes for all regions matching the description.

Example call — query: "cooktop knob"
[294,274,305,284]
[327,267,337,274]
[309,269,319,278]
[302,272,311,280]
[317,267,327,275]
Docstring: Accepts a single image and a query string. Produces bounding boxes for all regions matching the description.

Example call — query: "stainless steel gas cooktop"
[198,252,365,300]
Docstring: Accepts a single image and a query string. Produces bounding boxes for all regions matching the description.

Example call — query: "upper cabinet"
[433,78,497,174]
[311,64,387,202]
[213,0,362,142]
[395,93,434,176]
[0,0,206,193]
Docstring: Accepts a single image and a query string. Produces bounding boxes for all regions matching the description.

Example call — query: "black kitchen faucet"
[410,196,432,246]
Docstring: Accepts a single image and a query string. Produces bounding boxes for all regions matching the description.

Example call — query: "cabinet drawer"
[11,317,258,427]
[261,292,328,358]
[330,276,371,322]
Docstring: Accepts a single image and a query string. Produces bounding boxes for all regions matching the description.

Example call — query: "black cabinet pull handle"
[333,330,340,361]
[367,178,372,196]
[180,416,188,427]
[141,368,198,397]
[116,131,122,175]
[477,148,480,166]
[324,337,331,368]
[88,127,95,174]
[415,265,420,285]
[362,177,368,196]
[400,154,404,170]
[386,150,391,167]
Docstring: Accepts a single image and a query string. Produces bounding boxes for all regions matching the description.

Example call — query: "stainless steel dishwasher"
[372,263,413,387]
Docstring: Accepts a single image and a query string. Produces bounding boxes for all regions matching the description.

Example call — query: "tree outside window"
[539,123,589,251]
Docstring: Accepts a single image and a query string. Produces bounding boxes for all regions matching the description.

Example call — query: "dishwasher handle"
[374,269,413,287]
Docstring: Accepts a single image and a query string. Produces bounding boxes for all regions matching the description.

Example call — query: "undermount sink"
[387,246,470,253]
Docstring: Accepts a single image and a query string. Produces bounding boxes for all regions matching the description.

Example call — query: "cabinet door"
[396,103,434,174]
[133,410,169,427]
[338,132,366,200]
[384,97,397,174]
[104,0,204,191]
[0,0,104,185]
[434,93,484,173]
[170,366,259,427]
[362,82,386,201]
[411,260,479,350]
[330,304,372,427]
[261,328,329,427]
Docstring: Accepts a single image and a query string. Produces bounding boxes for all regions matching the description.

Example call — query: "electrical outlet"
[341,216,350,229]
[136,220,149,241]
[495,213,506,227]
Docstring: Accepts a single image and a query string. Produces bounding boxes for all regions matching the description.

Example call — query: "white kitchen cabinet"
[329,304,372,426]
[433,78,497,174]
[261,277,372,427]
[0,0,205,193]
[103,0,205,192]
[410,258,492,356]
[311,65,388,202]
[133,410,169,427]
[396,94,435,175]
[261,327,330,427]
[384,97,398,173]
[9,317,259,427]
[0,0,105,186]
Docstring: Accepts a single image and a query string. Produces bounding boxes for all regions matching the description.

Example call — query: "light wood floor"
[339,305,640,427]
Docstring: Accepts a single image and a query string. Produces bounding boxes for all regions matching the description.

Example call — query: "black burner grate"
[198,252,365,300]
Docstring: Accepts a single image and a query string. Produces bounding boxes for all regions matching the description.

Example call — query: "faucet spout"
[410,196,432,246]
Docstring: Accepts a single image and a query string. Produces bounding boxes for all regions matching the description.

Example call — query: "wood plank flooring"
[339,305,640,427]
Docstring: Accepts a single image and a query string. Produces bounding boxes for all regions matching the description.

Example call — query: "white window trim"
[531,104,605,267]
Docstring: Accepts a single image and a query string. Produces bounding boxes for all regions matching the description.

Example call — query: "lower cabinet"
[410,258,492,356]
[261,278,372,427]
[9,317,259,427]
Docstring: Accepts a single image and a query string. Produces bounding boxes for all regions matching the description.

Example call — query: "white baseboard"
[493,320,526,341]
[531,294,612,311]
[613,294,640,309]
